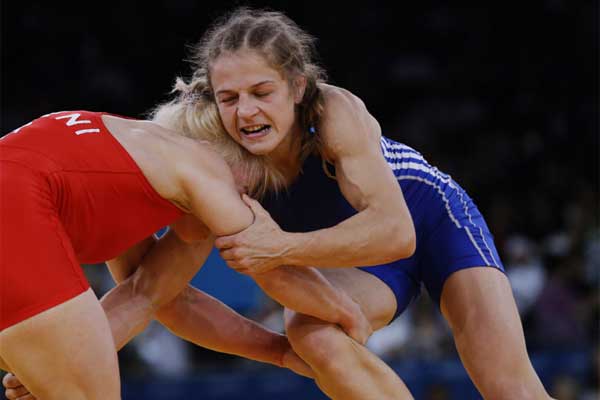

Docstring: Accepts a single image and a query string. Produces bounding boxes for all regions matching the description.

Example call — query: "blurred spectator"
[551,374,582,400]
[581,347,599,400]
[424,383,451,400]
[531,249,590,349]
[367,309,413,359]
[251,294,285,334]
[404,296,453,360]
[131,321,192,378]
[504,234,546,316]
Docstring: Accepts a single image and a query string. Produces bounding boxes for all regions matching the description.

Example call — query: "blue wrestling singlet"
[261,136,505,321]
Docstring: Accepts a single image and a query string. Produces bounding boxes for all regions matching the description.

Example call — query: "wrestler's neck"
[266,123,304,184]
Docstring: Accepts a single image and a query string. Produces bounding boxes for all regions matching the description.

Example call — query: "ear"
[293,75,307,104]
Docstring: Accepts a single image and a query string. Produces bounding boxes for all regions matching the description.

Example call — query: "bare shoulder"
[163,127,239,211]
[318,84,382,159]
[118,118,231,181]
[168,131,234,186]
[320,83,367,110]
[102,115,234,209]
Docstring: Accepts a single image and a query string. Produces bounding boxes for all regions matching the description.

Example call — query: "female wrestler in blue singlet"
[261,136,504,321]
[174,8,553,400]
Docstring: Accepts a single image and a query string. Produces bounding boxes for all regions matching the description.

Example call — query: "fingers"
[3,373,35,400]
[5,385,31,399]
[214,235,235,249]
[222,260,250,274]
[3,373,20,389]
[220,257,268,275]
[241,194,268,216]
[219,247,247,262]
[219,248,234,261]
[219,249,250,274]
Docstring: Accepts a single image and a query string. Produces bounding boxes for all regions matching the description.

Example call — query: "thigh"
[318,267,398,330]
[0,162,90,330]
[0,288,120,400]
[358,259,421,322]
[440,267,546,397]
[420,201,504,306]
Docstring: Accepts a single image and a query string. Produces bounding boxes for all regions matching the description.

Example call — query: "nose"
[237,94,259,119]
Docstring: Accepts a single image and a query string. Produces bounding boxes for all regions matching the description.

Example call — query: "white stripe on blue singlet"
[380,136,498,267]
[464,226,491,265]
[395,175,462,228]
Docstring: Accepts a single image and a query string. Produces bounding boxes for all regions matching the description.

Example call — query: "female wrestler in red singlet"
[0,110,369,399]
[0,110,263,399]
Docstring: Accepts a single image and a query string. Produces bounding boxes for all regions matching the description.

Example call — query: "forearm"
[129,231,215,309]
[156,285,287,367]
[283,207,415,268]
[103,230,214,350]
[104,237,288,368]
[100,278,154,350]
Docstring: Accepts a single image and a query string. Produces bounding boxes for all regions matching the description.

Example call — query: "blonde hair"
[189,7,327,163]
[152,7,330,196]
[150,77,286,199]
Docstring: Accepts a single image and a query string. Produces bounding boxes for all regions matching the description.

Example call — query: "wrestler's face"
[210,49,305,159]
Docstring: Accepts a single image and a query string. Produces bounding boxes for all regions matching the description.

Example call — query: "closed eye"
[219,96,237,104]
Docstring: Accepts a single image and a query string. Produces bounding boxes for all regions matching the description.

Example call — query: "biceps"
[189,181,254,236]
[170,214,211,243]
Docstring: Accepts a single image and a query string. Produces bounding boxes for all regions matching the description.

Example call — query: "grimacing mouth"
[240,124,271,135]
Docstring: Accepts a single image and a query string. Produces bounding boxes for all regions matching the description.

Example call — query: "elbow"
[387,219,416,260]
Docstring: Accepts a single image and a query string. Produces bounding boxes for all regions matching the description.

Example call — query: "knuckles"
[238,258,250,268]
[231,248,243,259]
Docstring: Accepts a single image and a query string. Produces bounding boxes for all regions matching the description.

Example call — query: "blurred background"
[1,1,598,399]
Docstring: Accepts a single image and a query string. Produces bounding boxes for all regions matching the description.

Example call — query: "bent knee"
[286,315,354,368]
[285,313,339,346]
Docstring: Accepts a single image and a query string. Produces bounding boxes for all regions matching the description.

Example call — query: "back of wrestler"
[2,111,183,262]
[0,110,187,399]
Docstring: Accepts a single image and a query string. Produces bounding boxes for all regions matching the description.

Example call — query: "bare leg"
[282,267,413,400]
[0,289,120,400]
[253,266,372,343]
[440,267,553,400]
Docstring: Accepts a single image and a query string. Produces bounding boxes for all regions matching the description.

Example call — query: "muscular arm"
[102,135,370,366]
[282,86,415,267]
[101,147,289,363]
[216,86,414,271]
[101,229,212,350]
[102,230,296,369]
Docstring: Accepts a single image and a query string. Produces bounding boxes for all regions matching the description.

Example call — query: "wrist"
[281,232,303,266]
[271,333,290,367]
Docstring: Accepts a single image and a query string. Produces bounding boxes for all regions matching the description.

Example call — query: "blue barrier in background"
[190,248,264,314]
[152,228,264,313]
[121,350,592,399]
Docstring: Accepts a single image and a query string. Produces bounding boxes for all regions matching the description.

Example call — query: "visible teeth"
[242,125,267,133]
